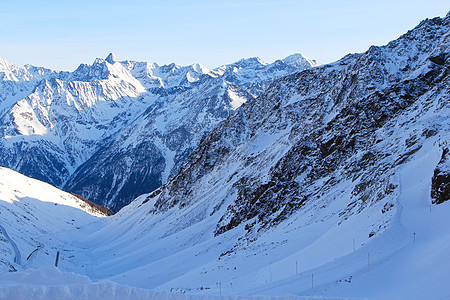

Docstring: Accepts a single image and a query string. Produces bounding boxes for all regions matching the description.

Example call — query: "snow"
[227,87,248,110]
[241,140,450,300]
[1,135,448,299]
[282,54,320,69]
[0,167,106,216]
[0,167,107,275]
[0,145,448,295]
[0,15,449,300]
[0,225,21,265]
[0,267,356,300]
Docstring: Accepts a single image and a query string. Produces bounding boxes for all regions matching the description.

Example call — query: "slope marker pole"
[55,250,60,267]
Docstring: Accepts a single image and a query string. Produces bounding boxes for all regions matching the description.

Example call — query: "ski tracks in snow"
[0,224,21,265]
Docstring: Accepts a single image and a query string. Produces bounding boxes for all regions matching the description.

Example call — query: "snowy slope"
[211,54,319,96]
[74,142,448,300]
[57,14,448,299]
[0,267,354,300]
[0,13,449,300]
[0,53,317,211]
[0,56,149,188]
[63,76,253,211]
[0,167,108,273]
[1,145,449,299]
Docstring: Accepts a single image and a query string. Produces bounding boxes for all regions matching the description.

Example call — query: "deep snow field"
[0,134,449,300]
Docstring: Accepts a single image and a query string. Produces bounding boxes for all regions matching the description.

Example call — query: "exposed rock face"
[0,54,316,211]
[139,15,449,245]
[431,148,450,204]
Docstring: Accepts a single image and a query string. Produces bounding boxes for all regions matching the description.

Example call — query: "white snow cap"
[0,58,20,75]
[235,57,267,67]
[283,53,320,68]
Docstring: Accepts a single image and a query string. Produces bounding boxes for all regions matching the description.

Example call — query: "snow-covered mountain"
[0,13,449,300]
[0,53,318,211]
[70,13,447,298]
[0,56,148,188]
[211,54,320,96]
[141,13,450,237]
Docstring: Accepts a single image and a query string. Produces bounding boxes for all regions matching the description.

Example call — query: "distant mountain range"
[0,53,318,211]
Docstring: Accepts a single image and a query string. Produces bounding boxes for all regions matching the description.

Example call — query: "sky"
[0,0,448,71]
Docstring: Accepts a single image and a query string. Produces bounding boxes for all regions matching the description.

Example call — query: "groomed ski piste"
[0,135,449,300]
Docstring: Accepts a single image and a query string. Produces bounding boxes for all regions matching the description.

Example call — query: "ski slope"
[0,225,20,265]
[0,167,108,274]
[242,139,450,300]
[0,139,448,299]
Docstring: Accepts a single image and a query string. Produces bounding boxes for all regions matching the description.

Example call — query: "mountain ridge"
[0,52,318,211]
[0,14,448,299]
[134,13,449,240]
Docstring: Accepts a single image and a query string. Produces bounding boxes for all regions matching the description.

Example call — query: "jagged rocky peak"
[0,59,58,82]
[0,59,21,82]
[141,13,449,243]
[68,54,145,91]
[71,62,110,81]
[0,47,320,211]
[191,62,209,73]
[105,52,118,64]
[232,57,267,69]
[116,58,213,90]
[212,57,267,75]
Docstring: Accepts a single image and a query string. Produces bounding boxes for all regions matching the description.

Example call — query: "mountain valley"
[0,13,449,300]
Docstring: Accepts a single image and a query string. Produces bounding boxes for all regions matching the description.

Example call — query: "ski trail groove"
[0,224,21,265]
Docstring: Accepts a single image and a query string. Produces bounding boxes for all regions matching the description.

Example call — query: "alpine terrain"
[0,13,449,300]
[0,53,318,211]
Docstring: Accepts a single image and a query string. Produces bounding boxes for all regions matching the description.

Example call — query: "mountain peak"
[0,57,17,71]
[282,53,304,62]
[282,53,320,68]
[234,57,267,68]
[105,53,118,64]
[191,62,210,74]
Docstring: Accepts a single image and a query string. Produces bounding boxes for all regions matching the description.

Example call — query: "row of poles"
[267,231,418,291]
[51,231,418,293]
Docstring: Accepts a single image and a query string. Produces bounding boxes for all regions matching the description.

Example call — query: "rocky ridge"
[134,14,449,247]
[0,53,317,211]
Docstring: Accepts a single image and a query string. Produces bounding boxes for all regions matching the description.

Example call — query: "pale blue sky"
[0,0,448,71]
